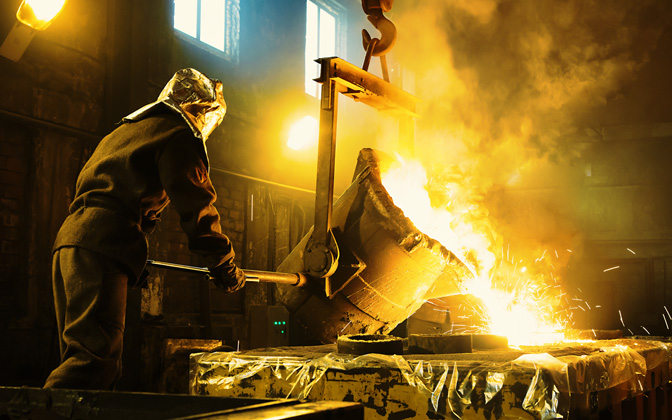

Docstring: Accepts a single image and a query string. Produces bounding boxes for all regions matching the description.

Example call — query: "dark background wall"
[0,0,364,390]
[0,0,671,391]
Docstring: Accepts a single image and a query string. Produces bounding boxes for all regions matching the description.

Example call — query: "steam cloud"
[388,0,671,260]
[394,0,669,171]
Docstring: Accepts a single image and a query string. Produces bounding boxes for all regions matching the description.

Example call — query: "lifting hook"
[361,0,396,79]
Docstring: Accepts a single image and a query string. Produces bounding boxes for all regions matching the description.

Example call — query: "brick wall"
[0,125,30,322]
[0,0,107,386]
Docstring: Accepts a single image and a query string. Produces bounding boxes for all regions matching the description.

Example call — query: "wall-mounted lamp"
[287,116,319,151]
[0,0,68,61]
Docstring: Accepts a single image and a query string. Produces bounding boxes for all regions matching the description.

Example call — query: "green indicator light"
[282,321,286,325]
[281,330,284,334]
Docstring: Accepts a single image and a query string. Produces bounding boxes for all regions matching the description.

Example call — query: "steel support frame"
[305,56,418,297]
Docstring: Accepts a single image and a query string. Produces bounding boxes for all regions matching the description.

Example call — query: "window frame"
[173,0,240,64]
[305,0,347,97]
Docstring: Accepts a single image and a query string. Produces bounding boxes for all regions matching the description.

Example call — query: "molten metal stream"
[380,156,568,346]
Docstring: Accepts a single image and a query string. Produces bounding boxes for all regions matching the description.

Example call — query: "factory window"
[173,0,240,62]
[305,0,345,97]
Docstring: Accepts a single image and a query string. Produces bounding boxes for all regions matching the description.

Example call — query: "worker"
[43,68,245,390]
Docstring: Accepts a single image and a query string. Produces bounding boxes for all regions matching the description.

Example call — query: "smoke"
[395,0,669,166]
[386,0,671,259]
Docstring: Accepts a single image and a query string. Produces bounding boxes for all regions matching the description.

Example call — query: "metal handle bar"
[145,260,308,287]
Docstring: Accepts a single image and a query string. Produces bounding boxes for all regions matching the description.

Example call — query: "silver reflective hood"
[122,68,227,142]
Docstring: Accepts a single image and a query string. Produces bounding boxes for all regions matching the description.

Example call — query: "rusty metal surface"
[407,334,508,354]
[0,386,363,420]
[314,58,418,117]
[190,338,672,420]
[160,339,223,394]
[171,401,363,420]
[277,149,472,343]
[337,334,404,355]
[0,386,271,420]
[306,73,339,284]
[408,334,473,354]
[307,56,418,293]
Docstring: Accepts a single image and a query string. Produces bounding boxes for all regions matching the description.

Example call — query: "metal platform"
[190,339,672,419]
[0,386,363,420]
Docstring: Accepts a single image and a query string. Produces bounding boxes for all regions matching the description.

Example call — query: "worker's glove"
[210,262,246,293]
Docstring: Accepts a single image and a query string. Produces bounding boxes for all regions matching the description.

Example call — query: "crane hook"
[361,0,396,57]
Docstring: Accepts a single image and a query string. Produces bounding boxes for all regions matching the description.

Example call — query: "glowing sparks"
[381,155,568,346]
[381,156,493,272]
[603,266,620,272]
[478,285,565,345]
[627,248,636,254]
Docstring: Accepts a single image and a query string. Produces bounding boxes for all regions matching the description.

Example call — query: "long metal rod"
[210,165,319,195]
[145,260,308,287]
[0,108,101,142]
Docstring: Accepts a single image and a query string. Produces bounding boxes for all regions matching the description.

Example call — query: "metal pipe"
[146,259,209,274]
[210,165,319,195]
[0,108,100,142]
[145,260,307,287]
[243,269,308,287]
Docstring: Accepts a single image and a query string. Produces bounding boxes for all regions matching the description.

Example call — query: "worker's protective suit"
[44,68,244,390]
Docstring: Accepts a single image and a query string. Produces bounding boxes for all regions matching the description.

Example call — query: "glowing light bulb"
[18,0,68,30]
[287,116,318,151]
[0,0,68,61]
